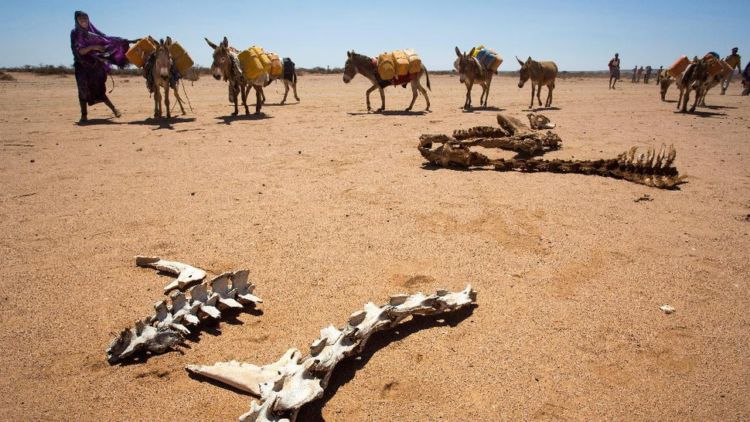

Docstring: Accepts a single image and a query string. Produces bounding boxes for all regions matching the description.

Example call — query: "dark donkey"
[454,46,495,110]
[260,57,299,104]
[343,50,431,112]
[517,56,558,109]
[205,36,267,115]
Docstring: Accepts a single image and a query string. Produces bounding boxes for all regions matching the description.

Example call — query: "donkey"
[454,47,495,110]
[676,59,711,113]
[517,56,558,109]
[260,57,299,104]
[343,50,431,112]
[147,37,186,119]
[205,36,267,115]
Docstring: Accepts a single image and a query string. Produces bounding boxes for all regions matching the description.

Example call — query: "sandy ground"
[0,71,749,421]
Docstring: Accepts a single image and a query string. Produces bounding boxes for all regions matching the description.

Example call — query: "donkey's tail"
[423,65,431,91]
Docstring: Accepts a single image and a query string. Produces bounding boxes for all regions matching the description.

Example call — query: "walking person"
[721,47,742,95]
[636,66,644,82]
[656,66,663,84]
[70,11,131,123]
[608,53,621,89]
[631,65,637,83]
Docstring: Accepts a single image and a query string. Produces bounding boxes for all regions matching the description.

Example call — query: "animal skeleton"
[418,114,686,189]
[107,269,262,364]
[187,285,477,422]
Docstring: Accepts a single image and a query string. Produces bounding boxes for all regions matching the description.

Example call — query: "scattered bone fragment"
[107,269,262,364]
[660,304,676,314]
[135,256,207,292]
[187,285,477,422]
[527,113,556,129]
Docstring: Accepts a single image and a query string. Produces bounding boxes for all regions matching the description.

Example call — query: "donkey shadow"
[347,110,427,116]
[673,110,726,118]
[525,106,561,112]
[216,113,273,125]
[76,118,121,126]
[461,106,506,113]
[128,116,196,130]
[297,306,476,421]
[702,104,736,110]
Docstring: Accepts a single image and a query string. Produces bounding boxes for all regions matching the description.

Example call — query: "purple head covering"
[71,11,130,68]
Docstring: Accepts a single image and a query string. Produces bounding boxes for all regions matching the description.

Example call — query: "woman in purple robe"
[70,11,131,123]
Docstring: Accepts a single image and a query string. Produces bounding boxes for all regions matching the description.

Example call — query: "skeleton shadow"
[216,113,273,125]
[128,117,196,130]
[298,305,477,421]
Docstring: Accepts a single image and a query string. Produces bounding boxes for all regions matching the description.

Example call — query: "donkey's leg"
[537,83,543,106]
[681,89,690,113]
[292,80,300,101]
[417,77,430,111]
[164,85,171,119]
[259,85,266,104]
[154,87,162,118]
[689,88,700,112]
[172,87,186,115]
[464,82,472,110]
[281,80,289,104]
[546,85,553,108]
[377,87,385,112]
[242,85,250,115]
[529,84,535,109]
[406,80,419,111]
[365,85,377,111]
[254,86,263,114]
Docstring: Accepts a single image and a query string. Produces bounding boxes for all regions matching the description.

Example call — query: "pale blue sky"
[0,0,746,70]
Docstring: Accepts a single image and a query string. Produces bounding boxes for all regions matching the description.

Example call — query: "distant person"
[70,11,131,123]
[656,66,664,84]
[721,47,742,95]
[643,66,652,84]
[632,66,638,83]
[608,53,621,89]
[636,66,644,82]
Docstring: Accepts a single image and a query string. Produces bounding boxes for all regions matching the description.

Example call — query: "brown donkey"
[454,46,495,110]
[343,50,431,112]
[148,37,186,119]
[517,56,558,109]
[205,37,268,115]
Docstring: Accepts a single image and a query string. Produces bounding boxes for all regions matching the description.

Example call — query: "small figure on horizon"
[632,65,638,83]
[656,66,664,84]
[721,47,742,95]
[636,66,644,82]
[608,53,621,89]
[643,66,652,84]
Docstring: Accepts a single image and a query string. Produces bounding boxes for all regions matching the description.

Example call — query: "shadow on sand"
[673,110,726,118]
[75,118,121,126]
[128,116,196,130]
[216,113,273,125]
[297,306,476,421]
[525,106,561,112]
[347,110,428,116]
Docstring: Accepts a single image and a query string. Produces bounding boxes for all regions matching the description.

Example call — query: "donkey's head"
[154,37,172,81]
[343,50,358,84]
[517,56,533,88]
[454,47,479,84]
[206,37,232,81]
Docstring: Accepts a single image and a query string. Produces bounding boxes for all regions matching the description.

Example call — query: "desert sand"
[0,72,748,421]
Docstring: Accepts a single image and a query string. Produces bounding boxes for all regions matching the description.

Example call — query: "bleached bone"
[107,269,261,364]
[135,255,207,292]
[187,285,477,422]
[527,112,556,129]
[233,270,263,305]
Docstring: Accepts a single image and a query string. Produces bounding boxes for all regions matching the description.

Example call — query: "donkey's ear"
[468,47,476,58]
[205,38,218,49]
[221,36,229,48]
[159,38,164,46]
[165,36,172,46]
[516,56,524,66]
[455,46,462,58]
[347,50,352,58]
[527,56,532,63]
